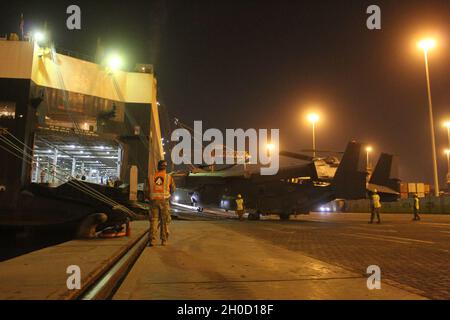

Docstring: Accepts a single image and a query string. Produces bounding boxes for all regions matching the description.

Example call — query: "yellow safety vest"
[414,197,420,210]
[372,194,381,209]
[149,171,172,200]
[236,198,244,211]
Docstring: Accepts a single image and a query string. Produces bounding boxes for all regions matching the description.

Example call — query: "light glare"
[108,55,123,71]
[418,38,436,51]
[307,113,320,124]
[34,31,45,43]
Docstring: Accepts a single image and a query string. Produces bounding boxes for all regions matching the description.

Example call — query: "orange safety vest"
[149,171,172,200]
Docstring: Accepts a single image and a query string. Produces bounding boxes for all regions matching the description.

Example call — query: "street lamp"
[307,113,320,158]
[418,39,436,51]
[33,31,46,44]
[366,146,373,171]
[418,38,439,196]
[266,143,275,156]
[107,54,123,72]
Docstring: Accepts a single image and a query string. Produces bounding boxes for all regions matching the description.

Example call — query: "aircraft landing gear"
[248,211,261,221]
[137,191,145,203]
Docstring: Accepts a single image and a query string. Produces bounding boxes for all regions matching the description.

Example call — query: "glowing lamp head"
[418,39,436,51]
[33,31,46,44]
[266,143,275,152]
[107,55,123,71]
[366,146,373,153]
[445,149,450,156]
[307,113,320,124]
[443,121,450,129]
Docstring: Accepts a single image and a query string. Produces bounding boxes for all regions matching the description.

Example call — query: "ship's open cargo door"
[32,130,122,186]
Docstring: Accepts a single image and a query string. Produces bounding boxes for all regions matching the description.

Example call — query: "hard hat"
[237,194,242,199]
[157,160,167,171]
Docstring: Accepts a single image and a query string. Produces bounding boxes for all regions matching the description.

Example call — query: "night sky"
[1,0,449,185]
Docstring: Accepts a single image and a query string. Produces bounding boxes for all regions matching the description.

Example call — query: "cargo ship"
[0,37,163,237]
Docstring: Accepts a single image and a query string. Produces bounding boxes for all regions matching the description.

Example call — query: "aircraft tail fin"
[332,141,367,199]
[369,153,400,194]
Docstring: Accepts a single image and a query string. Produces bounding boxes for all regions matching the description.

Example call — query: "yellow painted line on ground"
[340,233,410,244]
[354,233,434,245]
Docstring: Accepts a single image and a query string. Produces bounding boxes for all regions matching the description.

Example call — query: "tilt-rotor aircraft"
[172,141,400,220]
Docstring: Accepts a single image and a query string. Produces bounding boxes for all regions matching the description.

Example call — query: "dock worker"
[148,160,176,246]
[40,168,46,183]
[369,189,382,224]
[107,177,114,187]
[413,194,421,221]
[235,194,245,221]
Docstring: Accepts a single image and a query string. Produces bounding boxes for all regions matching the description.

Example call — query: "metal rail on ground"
[75,231,149,300]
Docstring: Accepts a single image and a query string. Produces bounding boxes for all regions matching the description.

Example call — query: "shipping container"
[400,183,408,193]
[417,183,425,193]
[408,183,417,193]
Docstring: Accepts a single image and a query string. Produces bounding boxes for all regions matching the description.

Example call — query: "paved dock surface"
[114,212,450,299]
[1,212,449,300]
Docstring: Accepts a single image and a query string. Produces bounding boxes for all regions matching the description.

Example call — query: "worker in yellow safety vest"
[235,194,245,221]
[413,193,421,221]
[148,160,176,246]
[369,189,382,224]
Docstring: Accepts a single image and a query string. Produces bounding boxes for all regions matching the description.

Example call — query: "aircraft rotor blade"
[279,150,314,162]
[301,149,344,154]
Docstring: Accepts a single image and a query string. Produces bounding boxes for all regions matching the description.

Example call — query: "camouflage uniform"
[149,200,172,244]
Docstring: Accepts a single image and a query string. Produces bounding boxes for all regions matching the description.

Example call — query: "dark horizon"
[0,0,449,185]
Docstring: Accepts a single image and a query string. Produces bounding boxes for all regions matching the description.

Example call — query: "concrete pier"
[0,221,149,300]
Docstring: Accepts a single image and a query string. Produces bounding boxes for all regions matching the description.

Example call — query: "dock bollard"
[126,220,131,237]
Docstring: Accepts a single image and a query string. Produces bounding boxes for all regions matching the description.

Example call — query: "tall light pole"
[445,149,450,186]
[307,113,319,158]
[418,38,439,197]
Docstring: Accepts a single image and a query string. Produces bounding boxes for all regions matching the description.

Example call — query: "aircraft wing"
[367,183,399,195]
